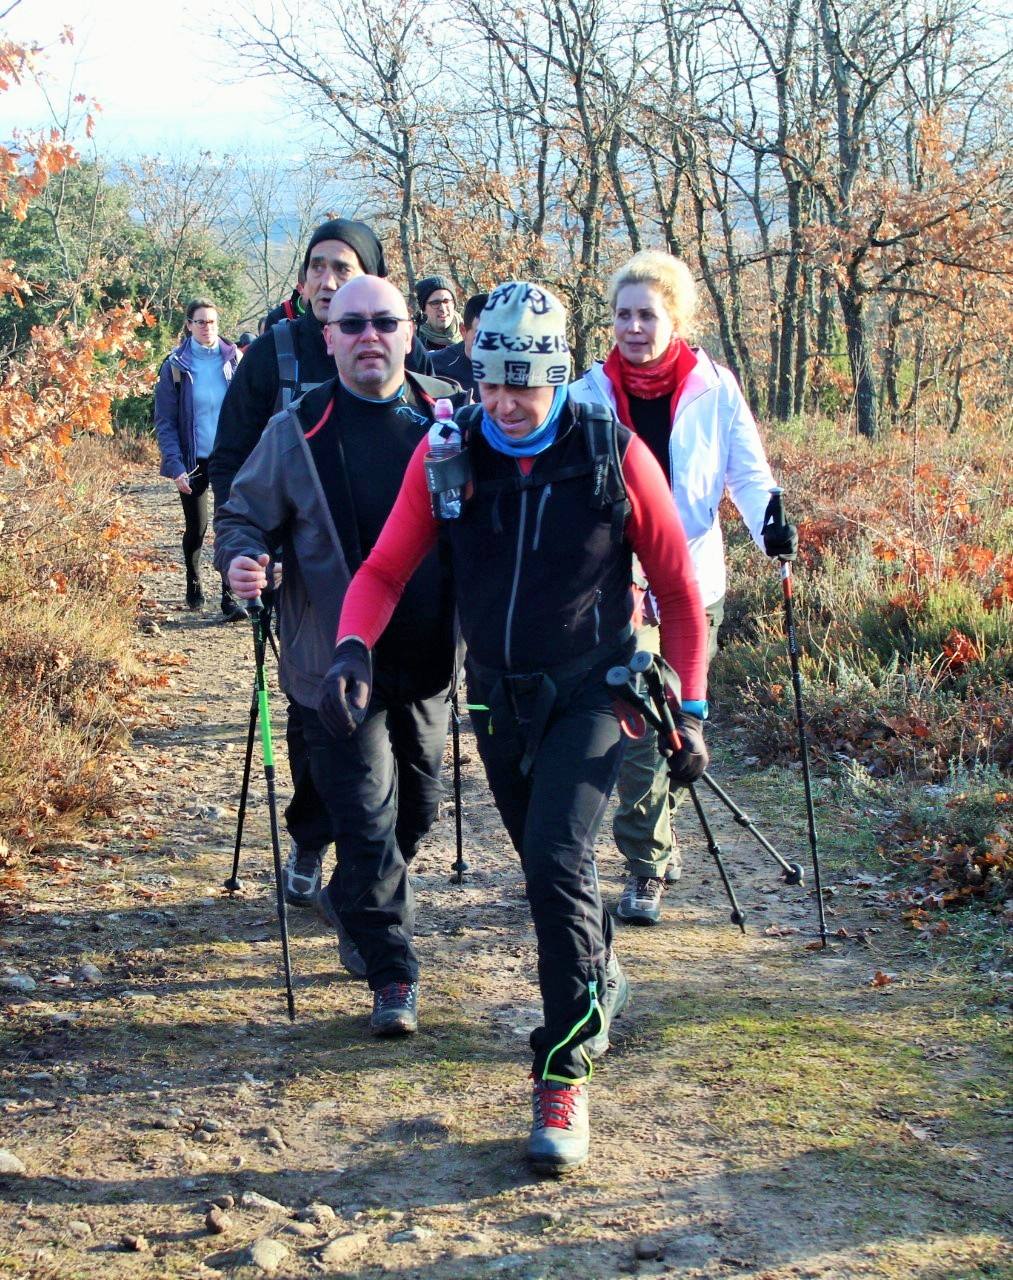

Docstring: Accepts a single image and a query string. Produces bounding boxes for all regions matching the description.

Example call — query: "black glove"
[761,493,798,561]
[318,639,372,737]
[661,704,709,787]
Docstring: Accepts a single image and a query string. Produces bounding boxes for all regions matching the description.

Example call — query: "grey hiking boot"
[282,842,323,907]
[370,981,419,1036]
[616,874,665,924]
[528,1079,590,1174]
[313,888,368,979]
[663,850,682,886]
[584,951,630,1059]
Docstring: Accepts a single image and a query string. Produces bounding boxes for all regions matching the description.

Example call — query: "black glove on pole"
[631,653,709,786]
[319,639,373,738]
[248,595,296,1020]
[766,488,827,947]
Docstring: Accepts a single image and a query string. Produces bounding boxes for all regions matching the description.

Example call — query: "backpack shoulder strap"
[282,298,296,321]
[577,401,630,542]
[170,362,182,388]
[273,319,299,411]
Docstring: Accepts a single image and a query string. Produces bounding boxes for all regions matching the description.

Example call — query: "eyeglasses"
[191,318,216,325]
[328,316,409,335]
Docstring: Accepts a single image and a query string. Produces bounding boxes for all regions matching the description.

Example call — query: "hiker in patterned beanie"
[325,280,709,1173]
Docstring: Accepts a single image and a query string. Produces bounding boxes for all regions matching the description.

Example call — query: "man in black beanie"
[208,218,435,933]
[414,275,461,351]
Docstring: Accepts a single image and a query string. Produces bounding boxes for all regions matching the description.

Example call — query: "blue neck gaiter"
[480,385,568,458]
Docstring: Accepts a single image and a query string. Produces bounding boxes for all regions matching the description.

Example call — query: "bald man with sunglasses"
[214,277,467,1035]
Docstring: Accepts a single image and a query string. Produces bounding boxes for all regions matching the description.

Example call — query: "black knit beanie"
[302,219,388,277]
[415,275,456,309]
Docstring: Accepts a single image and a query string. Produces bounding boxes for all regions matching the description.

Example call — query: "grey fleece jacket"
[213,401,351,709]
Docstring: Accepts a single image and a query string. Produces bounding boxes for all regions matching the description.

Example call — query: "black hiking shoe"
[185,576,205,610]
[221,593,248,622]
[282,842,323,907]
[584,951,630,1059]
[312,888,368,979]
[370,981,419,1036]
[616,875,665,924]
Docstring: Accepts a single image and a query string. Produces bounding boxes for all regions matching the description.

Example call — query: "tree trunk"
[837,280,878,438]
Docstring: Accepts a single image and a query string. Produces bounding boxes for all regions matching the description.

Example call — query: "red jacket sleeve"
[337,438,438,646]
[622,434,708,701]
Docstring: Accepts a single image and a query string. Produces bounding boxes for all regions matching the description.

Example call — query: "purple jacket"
[154,336,240,479]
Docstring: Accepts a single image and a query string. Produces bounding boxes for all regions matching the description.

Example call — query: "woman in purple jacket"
[154,299,241,617]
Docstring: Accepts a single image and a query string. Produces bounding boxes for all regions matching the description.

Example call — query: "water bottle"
[426,397,464,519]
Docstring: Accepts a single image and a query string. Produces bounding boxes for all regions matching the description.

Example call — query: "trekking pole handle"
[634,654,682,755]
[247,594,264,616]
[605,665,664,733]
[768,486,786,527]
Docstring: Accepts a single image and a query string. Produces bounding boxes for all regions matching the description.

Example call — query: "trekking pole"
[248,594,296,1021]
[606,665,745,932]
[224,681,258,894]
[629,651,804,885]
[225,598,281,895]
[766,489,828,947]
[686,784,746,933]
[450,692,467,884]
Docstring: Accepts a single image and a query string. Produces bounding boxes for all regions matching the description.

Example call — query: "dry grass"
[0,436,143,875]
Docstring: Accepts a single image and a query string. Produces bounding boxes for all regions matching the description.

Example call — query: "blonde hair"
[608,251,698,339]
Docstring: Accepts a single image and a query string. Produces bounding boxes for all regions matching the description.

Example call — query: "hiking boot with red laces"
[528,1079,590,1173]
[616,874,664,924]
[370,981,419,1036]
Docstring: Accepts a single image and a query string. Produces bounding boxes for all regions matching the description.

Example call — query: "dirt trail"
[0,471,1008,1280]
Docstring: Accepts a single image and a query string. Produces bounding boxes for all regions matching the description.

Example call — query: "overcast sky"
[0,0,294,155]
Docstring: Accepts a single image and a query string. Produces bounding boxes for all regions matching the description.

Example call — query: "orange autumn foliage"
[1,34,154,474]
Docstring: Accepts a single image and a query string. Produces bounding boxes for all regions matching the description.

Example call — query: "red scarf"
[601,338,698,430]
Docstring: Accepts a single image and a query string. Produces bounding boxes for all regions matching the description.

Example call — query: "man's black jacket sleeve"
[209,332,281,507]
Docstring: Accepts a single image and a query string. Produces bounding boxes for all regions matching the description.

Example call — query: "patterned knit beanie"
[471,281,571,387]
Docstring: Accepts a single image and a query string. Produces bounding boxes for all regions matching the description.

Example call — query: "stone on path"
[240,1190,287,1213]
[247,1237,289,1274]
[0,1151,26,1175]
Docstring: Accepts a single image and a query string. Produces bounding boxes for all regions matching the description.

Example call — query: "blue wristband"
[681,699,708,721]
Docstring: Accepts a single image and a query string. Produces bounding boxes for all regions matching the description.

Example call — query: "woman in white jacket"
[570,250,796,924]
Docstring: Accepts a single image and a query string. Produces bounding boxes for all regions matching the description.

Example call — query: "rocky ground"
[0,471,1009,1280]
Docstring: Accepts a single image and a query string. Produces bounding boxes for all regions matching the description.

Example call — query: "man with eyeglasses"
[210,219,438,919]
[214,275,467,1035]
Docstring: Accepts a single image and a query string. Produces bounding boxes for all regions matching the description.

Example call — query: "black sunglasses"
[329,315,409,335]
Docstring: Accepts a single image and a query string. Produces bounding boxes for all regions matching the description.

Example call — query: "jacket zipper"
[503,488,528,670]
[592,589,601,645]
[532,483,551,551]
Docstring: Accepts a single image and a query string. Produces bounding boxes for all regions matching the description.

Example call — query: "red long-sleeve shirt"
[338,432,708,700]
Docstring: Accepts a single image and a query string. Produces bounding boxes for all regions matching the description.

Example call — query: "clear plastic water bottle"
[426,397,463,519]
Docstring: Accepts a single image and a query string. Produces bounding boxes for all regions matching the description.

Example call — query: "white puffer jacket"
[569,350,776,606]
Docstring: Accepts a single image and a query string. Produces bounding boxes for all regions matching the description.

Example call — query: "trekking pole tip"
[784,862,805,886]
[223,875,245,893]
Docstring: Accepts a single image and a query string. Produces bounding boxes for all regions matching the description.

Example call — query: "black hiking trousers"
[300,672,450,991]
[286,677,448,864]
[467,647,628,1081]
